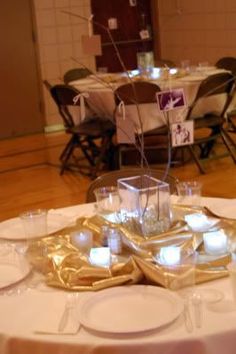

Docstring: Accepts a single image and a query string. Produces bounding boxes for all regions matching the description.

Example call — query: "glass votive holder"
[184,213,215,232]
[197,61,209,74]
[176,181,202,206]
[157,247,196,291]
[158,246,181,266]
[203,230,228,255]
[20,209,48,239]
[70,229,93,254]
[181,59,190,73]
[89,247,111,267]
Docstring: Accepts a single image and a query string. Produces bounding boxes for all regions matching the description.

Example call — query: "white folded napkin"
[34,295,80,335]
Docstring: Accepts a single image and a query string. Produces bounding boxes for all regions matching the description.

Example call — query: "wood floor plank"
[0,132,235,221]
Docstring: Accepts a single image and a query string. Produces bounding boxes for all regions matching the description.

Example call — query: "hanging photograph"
[156,88,186,112]
[171,121,194,147]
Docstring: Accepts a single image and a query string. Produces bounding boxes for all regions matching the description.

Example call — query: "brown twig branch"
[63,10,152,170]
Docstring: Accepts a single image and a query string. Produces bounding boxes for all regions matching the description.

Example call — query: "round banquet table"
[71,68,233,132]
[1,198,236,354]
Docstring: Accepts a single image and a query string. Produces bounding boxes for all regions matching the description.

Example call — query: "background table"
[72,68,232,132]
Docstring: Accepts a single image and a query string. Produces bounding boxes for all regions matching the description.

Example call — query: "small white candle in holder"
[185,213,208,230]
[203,230,228,255]
[107,228,122,254]
[159,246,181,266]
[70,229,93,254]
[89,247,111,267]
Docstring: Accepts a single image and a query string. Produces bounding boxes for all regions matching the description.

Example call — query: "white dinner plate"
[205,203,236,220]
[0,213,72,240]
[79,285,184,334]
[0,254,32,290]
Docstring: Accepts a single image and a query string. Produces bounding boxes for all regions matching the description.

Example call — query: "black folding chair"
[113,81,169,168]
[185,72,236,173]
[49,84,115,177]
[215,57,236,133]
[63,68,92,84]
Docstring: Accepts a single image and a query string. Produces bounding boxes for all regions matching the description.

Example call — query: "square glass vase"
[117,175,171,238]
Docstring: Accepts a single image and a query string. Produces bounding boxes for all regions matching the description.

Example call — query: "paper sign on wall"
[108,17,118,30]
[139,29,150,40]
[81,35,102,56]
[171,121,194,147]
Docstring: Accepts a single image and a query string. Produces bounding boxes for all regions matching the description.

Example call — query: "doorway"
[0,0,44,139]
[91,0,158,72]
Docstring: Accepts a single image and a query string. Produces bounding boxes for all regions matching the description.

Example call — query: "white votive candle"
[89,247,111,267]
[203,230,228,255]
[70,229,93,254]
[159,246,181,266]
[185,213,208,230]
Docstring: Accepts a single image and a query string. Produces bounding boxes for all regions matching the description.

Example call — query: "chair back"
[64,68,92,84]
[50,84,81,129]
[86,168,178,202]
[215,57,236,76]
[186,72,235,119]
[114,81,161,105]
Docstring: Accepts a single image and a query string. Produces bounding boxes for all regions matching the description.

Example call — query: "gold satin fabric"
[27,206,235,291]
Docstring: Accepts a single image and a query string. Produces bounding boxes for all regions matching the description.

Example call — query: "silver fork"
[183,298,193,333]
[58,293,78,333]
[191,293,203,328]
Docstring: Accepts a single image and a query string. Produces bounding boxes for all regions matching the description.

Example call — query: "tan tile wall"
[33,0,95,128]
[158,0,236,67]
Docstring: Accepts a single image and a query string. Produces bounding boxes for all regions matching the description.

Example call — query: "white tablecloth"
[1,198,236,354]
[71,69,233,133]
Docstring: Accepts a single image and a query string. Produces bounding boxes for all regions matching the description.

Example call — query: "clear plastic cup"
[20,209,47,239]
[176,181,202,206]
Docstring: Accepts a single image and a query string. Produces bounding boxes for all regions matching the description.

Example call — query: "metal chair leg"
[90,135,112,179]
[220,129,236,163]
[187,145,206,174]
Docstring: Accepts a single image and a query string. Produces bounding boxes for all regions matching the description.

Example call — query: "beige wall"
[158,0,236,67]
[34,0,236,129]
[33,0,95,130]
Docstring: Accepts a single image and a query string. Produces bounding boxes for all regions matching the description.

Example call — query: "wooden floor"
[0,132,236,222]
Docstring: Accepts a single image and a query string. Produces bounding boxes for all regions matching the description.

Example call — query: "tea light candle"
[159,246,181,266]
[184,213,208,231]
[89,247,111,267]
[203,230,228,255]
[70,229,93,254]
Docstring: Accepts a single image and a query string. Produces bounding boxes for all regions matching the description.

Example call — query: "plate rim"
[0,256,32,291]
[79,285,184,334]
[0,213,71,241]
